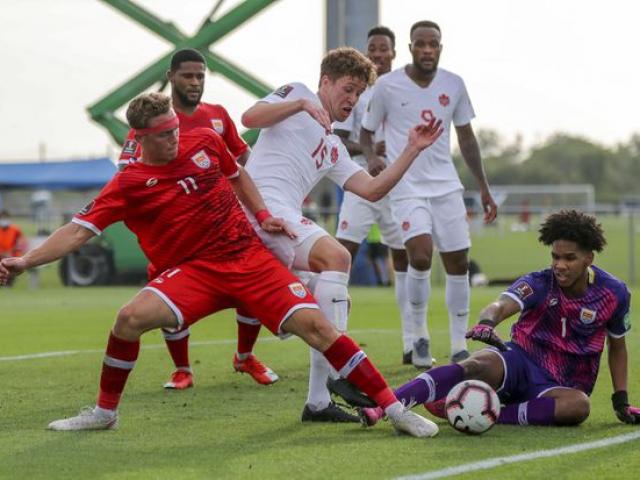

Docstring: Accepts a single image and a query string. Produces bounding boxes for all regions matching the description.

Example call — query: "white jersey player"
[241,47,444,422]
[361,20,497,369]
[334,26,416,365]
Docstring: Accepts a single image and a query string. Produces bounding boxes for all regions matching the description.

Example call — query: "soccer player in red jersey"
[0,92,441,437]
[119,48,276,389]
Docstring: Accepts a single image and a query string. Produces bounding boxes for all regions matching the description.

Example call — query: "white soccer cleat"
[388,409,439,438]
[47,407,118,431]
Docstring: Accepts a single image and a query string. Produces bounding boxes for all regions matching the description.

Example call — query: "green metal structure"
[90,0,278,146]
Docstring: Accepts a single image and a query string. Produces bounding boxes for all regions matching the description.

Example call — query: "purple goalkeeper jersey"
[503,265,631,395]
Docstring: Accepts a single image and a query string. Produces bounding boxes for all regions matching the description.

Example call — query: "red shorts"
[143,246,318,336]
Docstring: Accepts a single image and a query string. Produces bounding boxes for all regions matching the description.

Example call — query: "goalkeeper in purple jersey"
[340,210,640,427]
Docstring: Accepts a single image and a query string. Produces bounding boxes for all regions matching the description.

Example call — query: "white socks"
[305,271,350,411]
[407,266,431,340]
[393,270,414,353]
[446,273,470,354]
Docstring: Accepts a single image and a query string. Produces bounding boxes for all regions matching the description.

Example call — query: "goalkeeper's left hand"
[612,391,640,424]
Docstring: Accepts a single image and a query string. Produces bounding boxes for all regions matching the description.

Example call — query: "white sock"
[306,348,332,411]
[384,401,405,420]
[305,271,350,409]
[446,273,470,354]
[407,266,430,340]
[394,271,413,352]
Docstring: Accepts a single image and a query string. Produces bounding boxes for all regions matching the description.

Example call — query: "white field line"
[0,328,396,362]
[395,430,640,480]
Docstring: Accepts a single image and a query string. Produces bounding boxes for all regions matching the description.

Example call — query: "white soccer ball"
[445,380,501,435]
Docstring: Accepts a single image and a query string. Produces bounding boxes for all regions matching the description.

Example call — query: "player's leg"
[232,308,279,385]
[302,234,357,421]
[359,349,504,425]
[378,197,413,364]
[432,191,472,363]
[48,288,180,431]
[395,198,436,369]
[283,308,438,437]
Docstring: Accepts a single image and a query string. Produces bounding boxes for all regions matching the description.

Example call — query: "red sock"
[162,328,190,370]
[236,314,261,355]
[322,335,397,409]
[97,332,140,410]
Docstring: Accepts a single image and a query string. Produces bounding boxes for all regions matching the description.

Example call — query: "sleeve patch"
[78,200,95,216]
[273,84,294,99]
[121,140,138,155]
[514,281,534,300]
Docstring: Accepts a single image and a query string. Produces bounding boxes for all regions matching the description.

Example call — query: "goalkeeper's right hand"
[465,320,507,351]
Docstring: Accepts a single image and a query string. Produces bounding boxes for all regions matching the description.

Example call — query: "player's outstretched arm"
[455,123,497,224]
[466,295,520,350]
[608,336,640,424]
[344,119,443,202]
[242,99,331,133]
[229,166,296,239]
[0,223,95,286]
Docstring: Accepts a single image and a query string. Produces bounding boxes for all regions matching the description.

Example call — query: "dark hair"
[368,25,395,48]
[410,20,441,39]
[320,47,377,86]
[538,209,606,252]
[170,48,205,71]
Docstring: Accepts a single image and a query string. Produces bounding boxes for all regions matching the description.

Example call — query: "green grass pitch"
[1,276,640,479]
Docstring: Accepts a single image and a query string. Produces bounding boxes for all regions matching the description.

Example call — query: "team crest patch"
[122,139,137,155]
[78,200,95,216]
[274,84,294,99]
[402,221,410,231]
[330,145,339,164]
[288,282,307,298]
[580,308,597,324]
[210,118,224,134]
[340,220,348,230]
[439,94,450,107]
[514,281,533,300]
[191,150,211,169]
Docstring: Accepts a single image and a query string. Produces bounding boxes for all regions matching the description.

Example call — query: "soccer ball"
[445,380,501,435]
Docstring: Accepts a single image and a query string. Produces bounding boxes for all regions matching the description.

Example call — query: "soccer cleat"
[358,406,385,427]
[402,350,413,365]
[47,407,118,431]
[412,338,433,370]
[451,349,470,363]
[423,398,447,419]
[301,402,360,423]
[233,354,279,385]
[327,377,377,408]
[387,409,439,438]
[163,370,194,390]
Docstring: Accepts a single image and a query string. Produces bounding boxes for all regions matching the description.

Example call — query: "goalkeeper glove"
[612,391,640,424]
[465,319,507,351]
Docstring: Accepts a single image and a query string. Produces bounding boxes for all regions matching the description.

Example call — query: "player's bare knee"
[115,304,151,334]
[554,391,590,426]
[409,255,431,271]
[460,357,484,379]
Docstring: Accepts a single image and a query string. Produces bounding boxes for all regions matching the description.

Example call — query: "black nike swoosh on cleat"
[331,299,349,303]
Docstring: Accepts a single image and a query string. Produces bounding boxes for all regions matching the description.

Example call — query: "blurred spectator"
[0,210,26,286]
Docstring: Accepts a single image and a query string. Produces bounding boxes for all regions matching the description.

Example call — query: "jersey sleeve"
[206,130,239,179]
[72,177,126,235]
[261,82,308,105]
[361,82,385,133]
[117,129,141,169]
[503,271,548,311]
[219,106,249,158]
[607,286,631,338]
[452,79,476,126]
[326,140,364,188]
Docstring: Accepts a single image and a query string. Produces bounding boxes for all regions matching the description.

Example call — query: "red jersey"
[76,128,261,273]
[118,103,248,168]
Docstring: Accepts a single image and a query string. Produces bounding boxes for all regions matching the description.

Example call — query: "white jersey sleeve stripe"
[71,218,102,236]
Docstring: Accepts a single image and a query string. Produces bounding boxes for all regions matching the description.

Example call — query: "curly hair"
[538,209,606,252]
[126,92,172,129]
[320,47,377,86]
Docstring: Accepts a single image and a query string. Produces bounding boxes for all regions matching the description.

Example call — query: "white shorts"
[247,205,328,271]
[391,190,471,252]
[336,192,404,249]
